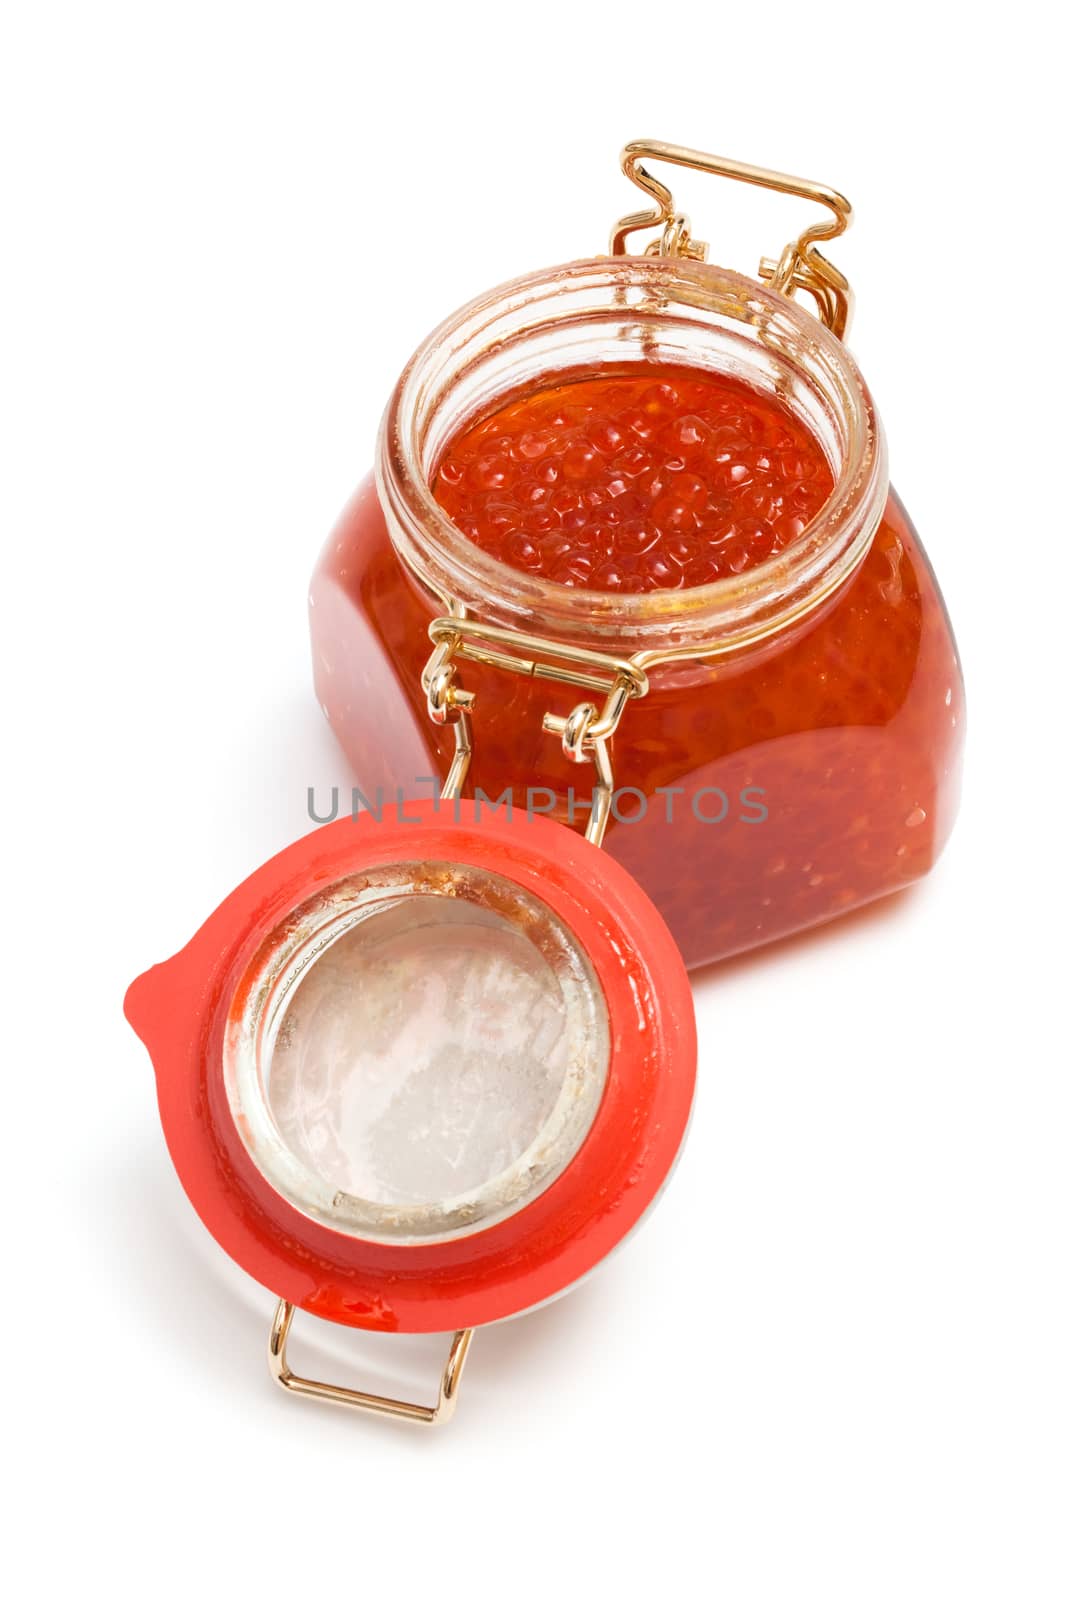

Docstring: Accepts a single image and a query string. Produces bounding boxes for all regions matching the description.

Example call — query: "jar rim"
[377,255,888,662]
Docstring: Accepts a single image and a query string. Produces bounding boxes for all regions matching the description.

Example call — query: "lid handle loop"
[269,1301,474,1427]
[609,138,854,339]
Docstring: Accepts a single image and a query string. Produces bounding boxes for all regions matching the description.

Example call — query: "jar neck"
[376,257,888,666]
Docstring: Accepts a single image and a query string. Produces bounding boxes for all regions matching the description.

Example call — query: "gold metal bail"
[422,616,649,849]
[610,138,854,339]
[269,1302,474,1426]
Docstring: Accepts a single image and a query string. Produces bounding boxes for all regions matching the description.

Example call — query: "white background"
[3,4,1063,1596]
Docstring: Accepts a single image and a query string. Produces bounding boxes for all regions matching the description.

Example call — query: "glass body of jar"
[309,258,964,970]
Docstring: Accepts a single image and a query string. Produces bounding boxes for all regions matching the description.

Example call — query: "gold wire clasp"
[610,138,854,339]
[269,1301,474,1426]
[543,670,638,847]
[423,618,649,847]
[421,630,475,800]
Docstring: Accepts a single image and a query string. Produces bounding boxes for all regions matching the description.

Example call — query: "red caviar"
[433,367,833,590]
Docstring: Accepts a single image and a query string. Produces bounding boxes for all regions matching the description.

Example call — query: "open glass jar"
[127,143,964,1432]
[310,147,964,969]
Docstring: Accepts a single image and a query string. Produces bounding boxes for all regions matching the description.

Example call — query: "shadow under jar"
[310,257,964,970]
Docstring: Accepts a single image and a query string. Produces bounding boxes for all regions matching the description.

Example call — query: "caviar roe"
[433,367,833,591]
[310,372,964,970]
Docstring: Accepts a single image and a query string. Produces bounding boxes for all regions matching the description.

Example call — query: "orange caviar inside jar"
[433,367,835,591]
[309,254,963,969]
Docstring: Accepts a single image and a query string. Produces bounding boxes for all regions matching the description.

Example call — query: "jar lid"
[126,800,696,1335]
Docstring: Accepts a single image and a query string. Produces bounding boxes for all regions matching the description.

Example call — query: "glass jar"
[309,171,964,972]
[126,144,966,1428]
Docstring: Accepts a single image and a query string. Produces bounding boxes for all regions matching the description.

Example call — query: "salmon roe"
[432,367,834,591]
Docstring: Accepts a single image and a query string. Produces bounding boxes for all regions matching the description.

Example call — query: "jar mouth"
[377,256,888,660]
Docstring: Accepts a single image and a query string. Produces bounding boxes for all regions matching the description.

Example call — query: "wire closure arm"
[269,1301,474,1427]
[609,138,854,339]
[422,616,649,847]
